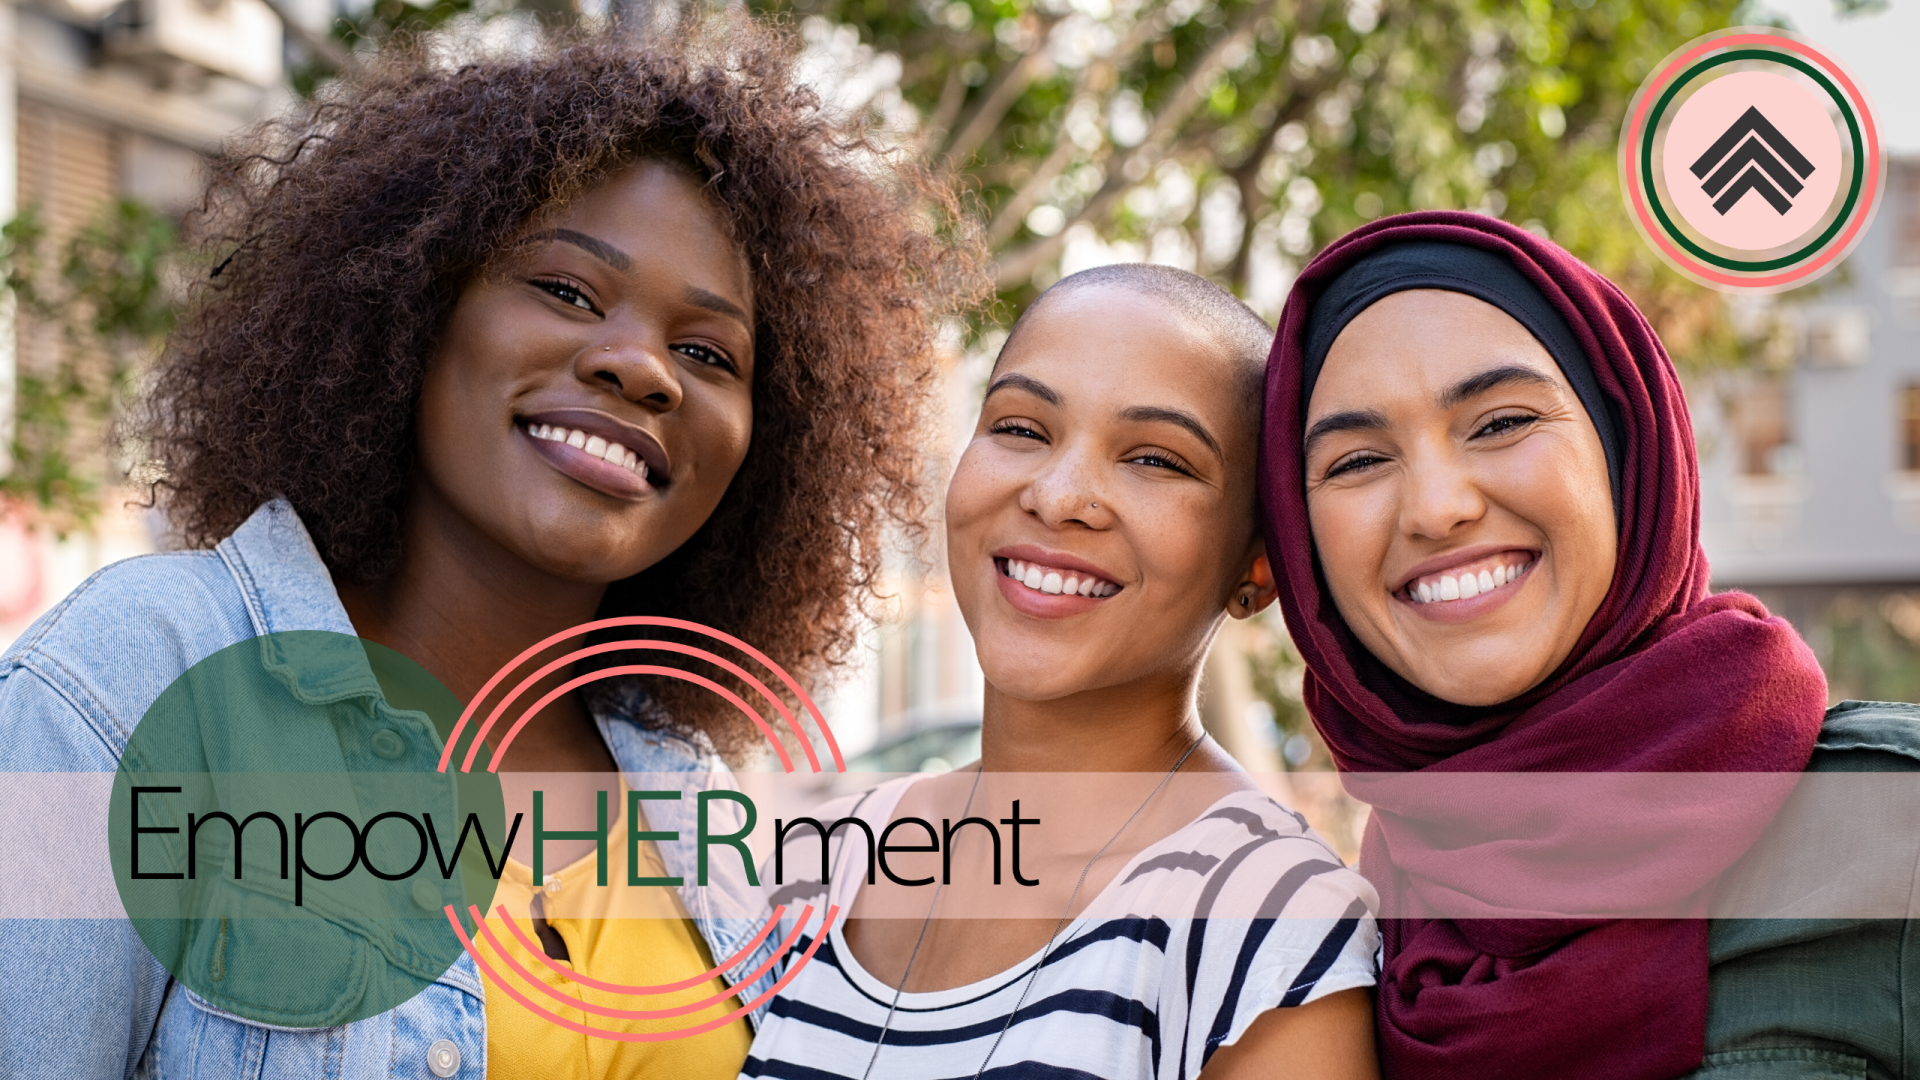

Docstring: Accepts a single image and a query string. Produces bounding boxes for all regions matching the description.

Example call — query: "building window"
[1903,384,1920,473]
[1728,377,1797,476]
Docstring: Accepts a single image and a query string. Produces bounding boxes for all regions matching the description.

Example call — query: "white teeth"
[1409,559,1535,603]
[528,424,651,479]
[1002,558,1117,598]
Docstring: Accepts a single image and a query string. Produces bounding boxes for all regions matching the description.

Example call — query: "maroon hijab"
[1259,212,1829,1079]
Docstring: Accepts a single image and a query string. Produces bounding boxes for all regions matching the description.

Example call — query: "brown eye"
[672,342,737,373]
[1326,453,1387,478]
[1474,415,1538,439]
[534,277,597,313]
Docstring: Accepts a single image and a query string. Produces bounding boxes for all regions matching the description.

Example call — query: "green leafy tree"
[752,0,1750,370]
[2,201,178,534]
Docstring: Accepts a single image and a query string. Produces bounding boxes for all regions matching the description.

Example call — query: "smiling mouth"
[524,422,652,482]
[1402,553,1536,604]
[997,557,1121,598]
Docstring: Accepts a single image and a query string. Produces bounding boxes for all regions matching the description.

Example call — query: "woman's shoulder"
[1125,789,1379,921]
[6,550,240,658]
[1810,700,1920,772]
[0,550,249,766]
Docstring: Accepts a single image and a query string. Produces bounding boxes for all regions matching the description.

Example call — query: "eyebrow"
[1118,405,1222,459]
[1439,364,1558,408]
[984,373,1061,405]
[551,228,749,326]
[684,285,749,324]
[1304,409,1391,456]
[553,229,632,272]
[1304,365,1561,456]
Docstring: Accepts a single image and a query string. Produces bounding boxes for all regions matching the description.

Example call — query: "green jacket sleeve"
[1690,700,1920,1080]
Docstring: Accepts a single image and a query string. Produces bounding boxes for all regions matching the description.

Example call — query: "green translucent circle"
[109,632,504,1027]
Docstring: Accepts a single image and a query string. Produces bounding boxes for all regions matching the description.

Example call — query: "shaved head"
[999,264,1273,400]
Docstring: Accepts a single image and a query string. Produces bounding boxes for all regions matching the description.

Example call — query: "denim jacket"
[0,499,780,1079]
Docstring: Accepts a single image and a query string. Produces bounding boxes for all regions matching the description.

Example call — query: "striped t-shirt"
[741,777,1379,1080]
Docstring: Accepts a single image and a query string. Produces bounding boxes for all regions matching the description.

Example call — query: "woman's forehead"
[1310,289,1568,410]
[1000,291,1255,432]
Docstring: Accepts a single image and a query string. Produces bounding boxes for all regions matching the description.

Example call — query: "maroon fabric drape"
[1258,211,1829,1079]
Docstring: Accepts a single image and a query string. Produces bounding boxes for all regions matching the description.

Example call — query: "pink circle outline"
[435,615,845,775]
[490,900,791,995]
[471,904,807,1018]
[456,639,811,774]
[446,901,841,1042]
[1621,29,1882,289]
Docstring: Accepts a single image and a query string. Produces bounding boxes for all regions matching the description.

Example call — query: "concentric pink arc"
[477,664,784,774]
[493,901,793,994]
[460,639,809,774]
[471,905,808,1018]
[445,902,842,1042]
[435,616,843,775]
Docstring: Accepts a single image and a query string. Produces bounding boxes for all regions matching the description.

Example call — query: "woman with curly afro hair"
[0,17,984,1080]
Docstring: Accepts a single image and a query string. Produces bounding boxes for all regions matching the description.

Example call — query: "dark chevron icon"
[1689,106,1816,216]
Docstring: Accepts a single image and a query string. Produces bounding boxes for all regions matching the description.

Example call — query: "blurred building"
[1699,156,1920,702]
[0,0,307,641]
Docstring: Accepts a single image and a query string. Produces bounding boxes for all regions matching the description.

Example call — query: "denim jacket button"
[371,729,406,759]
[427,1039,462,1077]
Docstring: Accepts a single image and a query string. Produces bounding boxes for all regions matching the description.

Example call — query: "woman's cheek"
[1310,483,1395,600]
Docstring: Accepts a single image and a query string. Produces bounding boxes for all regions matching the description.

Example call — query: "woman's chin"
[1392,649,1548,707]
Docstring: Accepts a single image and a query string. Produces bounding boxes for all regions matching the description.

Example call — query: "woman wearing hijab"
[1259,209,1920,1079]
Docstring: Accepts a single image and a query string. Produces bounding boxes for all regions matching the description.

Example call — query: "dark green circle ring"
[109,632,505,1027]
[1639,48,1864,273]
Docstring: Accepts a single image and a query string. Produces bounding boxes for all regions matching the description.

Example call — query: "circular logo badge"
[1619,27,1885,293]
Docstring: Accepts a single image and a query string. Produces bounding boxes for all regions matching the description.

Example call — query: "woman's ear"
[1227,551,1279,621]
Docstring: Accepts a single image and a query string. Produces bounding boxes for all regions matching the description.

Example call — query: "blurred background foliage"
[2,201,177,536]
[749,0,1758,371]
[16,0,1883,757]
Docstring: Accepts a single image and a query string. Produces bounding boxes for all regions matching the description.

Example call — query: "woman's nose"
[1400,451,1487,540]
[576,327,684,412]
[1021,447,1106,529]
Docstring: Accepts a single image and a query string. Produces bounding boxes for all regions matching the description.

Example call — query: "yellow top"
[472,794,752,1079]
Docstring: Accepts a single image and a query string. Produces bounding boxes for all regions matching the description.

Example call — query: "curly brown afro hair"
[137,18,987,758]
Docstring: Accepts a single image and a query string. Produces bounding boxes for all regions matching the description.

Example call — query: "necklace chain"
[857,733,1208,1080]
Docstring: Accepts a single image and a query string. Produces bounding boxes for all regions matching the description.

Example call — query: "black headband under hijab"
[1301,240,1625,518]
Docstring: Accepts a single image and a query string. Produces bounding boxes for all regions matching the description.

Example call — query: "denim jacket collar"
[216,499,778,1014]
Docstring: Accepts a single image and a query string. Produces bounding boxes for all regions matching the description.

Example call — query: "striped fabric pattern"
[741,781,1379,1080]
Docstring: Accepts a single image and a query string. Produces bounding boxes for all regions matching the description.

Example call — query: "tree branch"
[259,0,353,73]
[993,0,1280,289]
[939,17,1064,169]
[984,4,1172,247]
[1225,76,1328,291]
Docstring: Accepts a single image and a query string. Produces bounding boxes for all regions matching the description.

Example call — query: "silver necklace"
[857,732,1208,1080]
